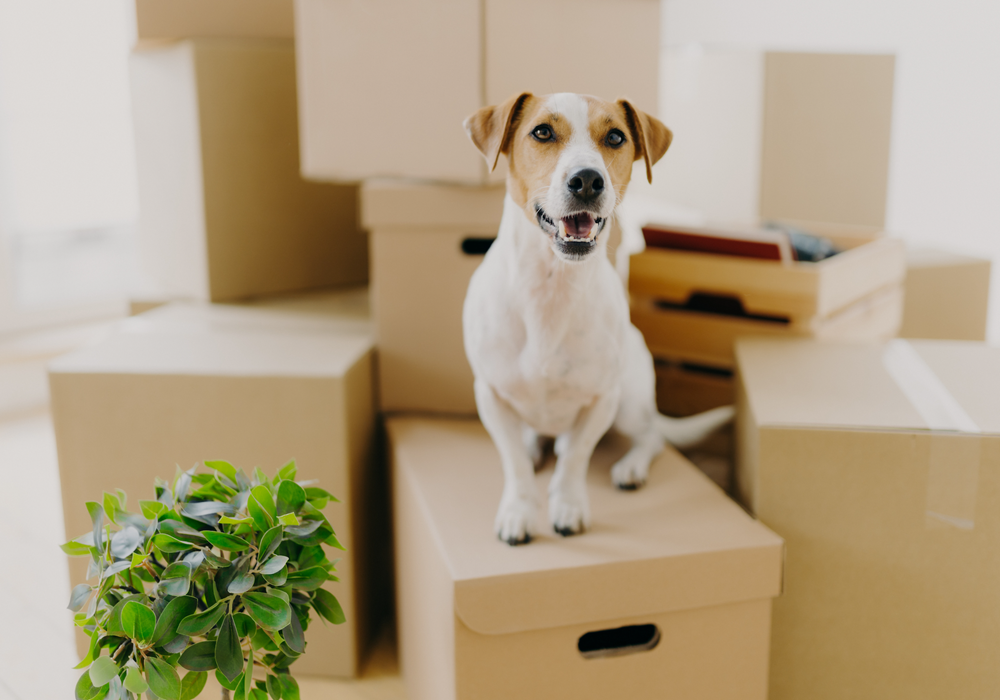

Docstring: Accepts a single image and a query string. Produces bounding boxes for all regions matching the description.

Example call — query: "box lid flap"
[736,338,1000,434]
[388,418,783,636]
[49,291,373,377]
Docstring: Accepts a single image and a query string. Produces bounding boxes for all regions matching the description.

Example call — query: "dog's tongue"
[561,213,595,239]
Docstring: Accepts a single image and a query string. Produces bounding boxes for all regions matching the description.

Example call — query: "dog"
[462,92,735,545]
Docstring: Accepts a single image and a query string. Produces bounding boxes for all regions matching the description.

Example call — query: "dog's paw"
[549,490,590,537]
[495,495,538,546]
[611,453,651,491]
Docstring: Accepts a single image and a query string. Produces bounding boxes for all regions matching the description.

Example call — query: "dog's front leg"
[475,379,540,545]
[549,387,622,536]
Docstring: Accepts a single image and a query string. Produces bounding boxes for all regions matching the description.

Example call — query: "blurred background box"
[49,289,376,678]
[655,49,895,228]
[133,0,295,41]
[364,181,505,415]
[900,246,992,341]
[294,0,659,184]
[734,337,1000,700]
[130,38,367,302]
[389,416,783,700]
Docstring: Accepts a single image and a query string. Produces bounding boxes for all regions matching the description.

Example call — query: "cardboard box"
[900,246,992,341]
[734,337,1000,700]
[389,416,784,700]
[295,0,659,184]
[130,38,367,302]
[632,284,903,369]
[133,0,294,40]
[49,289,375,678]
[655,49,895,227]
[365,181,623,415]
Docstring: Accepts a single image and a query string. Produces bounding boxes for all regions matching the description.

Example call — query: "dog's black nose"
[567,168,605,201]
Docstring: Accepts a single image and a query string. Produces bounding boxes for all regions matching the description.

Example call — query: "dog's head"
[464,92,671,262]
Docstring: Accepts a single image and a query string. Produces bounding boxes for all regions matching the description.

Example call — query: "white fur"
[464,95,733,544]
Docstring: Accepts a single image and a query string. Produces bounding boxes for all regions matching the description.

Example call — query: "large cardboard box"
[900,246,992,341]
[389,416,784,700]
[734,337,1000,700]
[49,290,376,678]
[295,0,659,184]
[131,38,367,302]
[655,50,895,227]
[133,0,294,40]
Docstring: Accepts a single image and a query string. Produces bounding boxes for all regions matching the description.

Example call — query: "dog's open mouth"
[535,206,604,242]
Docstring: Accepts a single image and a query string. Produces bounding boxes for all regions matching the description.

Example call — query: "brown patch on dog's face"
[465,93,671,261]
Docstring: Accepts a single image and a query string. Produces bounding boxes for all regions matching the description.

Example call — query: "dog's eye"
[532,125,554,142]
[606,129,625,147]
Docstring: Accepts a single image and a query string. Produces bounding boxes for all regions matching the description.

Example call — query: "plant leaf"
[160,577,190,597]
[103,492,121,526]
[259,556,288,575]
[75,669,104,700]
[263,568,287,587]
[158,520,207,542]
[265,674,281,700]
[152,595,198,645]
[277,674,300,700]
[74,630,101,670]
[276,513,299,527]
[163,634,190,654]
[233,612,255,637]
[258,526,283,562]
[276,460,297,482]
[101,560,132,581]
[88,655,119,687]
[285,566,329,591]
[68,584,92,612]
[124,666,149,694]
[61,539,94,556]
[110,527,142,559]
[215,668,242,692]
[205,460,238,482]
[305,487,339,504]
[219,515,254,526]
[182,501,236,517]
[179,641,217,671]
[104,594,142,636]
[284,519,323,539]
[312,589,346,625]
[130,552,150,569]
[121,601,156,643]
[227,571,254,595]
[147,657,181,700]
[216,614,244,682]
[139,500,167,519]
[275,481,305,516]
[280,609,304,654]
[86,502,105,554]
[203,532,250,552]
[242,592,291,631]
[180,670,207,700]
[152,534,196,553]
[177,599,227,637]
[247,493,273,532]
[325,530,346,551]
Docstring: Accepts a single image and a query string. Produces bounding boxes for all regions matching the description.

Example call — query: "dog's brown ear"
[618,99,673,184]
[464,92,532,172]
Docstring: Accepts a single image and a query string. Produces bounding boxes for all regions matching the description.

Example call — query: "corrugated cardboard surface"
[295,0,658,183]
[389,416,782,700]
[49,293,376,678]
[760,53,895,227]
[131,38,366,302]
[735,337,1000,700]
[134,0,294,40]
[900,246,992,341]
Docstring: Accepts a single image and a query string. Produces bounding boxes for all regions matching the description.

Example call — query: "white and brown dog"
[462,92,733,545]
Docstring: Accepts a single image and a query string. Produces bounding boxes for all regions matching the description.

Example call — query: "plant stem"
[221,689,231,700]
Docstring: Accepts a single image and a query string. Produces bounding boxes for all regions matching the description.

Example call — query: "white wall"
[659,0,1000,341]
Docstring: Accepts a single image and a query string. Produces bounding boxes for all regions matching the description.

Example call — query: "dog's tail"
[657,406,735,449]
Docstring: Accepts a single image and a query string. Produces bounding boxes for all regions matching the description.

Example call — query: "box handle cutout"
[577,623,660,660]
[461,237,495,255]
[655,292,789,325]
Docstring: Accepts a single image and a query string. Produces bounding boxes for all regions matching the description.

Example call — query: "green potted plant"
[63,460,345,700]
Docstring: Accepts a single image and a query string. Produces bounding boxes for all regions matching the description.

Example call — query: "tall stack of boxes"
[45,2,998,698]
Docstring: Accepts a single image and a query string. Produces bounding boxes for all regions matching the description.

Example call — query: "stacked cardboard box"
[389,417,783,700]
[735,337,1000,700]
[900,246,992,341]
[130,11,366,303]
[50,289,378,678]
